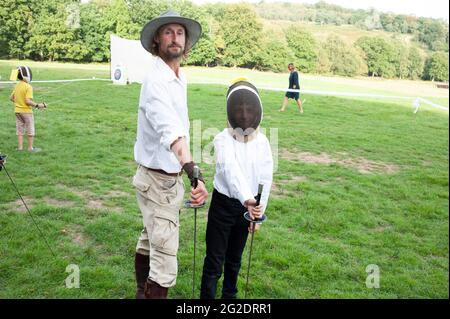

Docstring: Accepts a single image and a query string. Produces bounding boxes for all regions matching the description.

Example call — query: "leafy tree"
[315,45,331,74]
[322,35,365,76]
[218,4,263,68]
[423,52,449,82]
[417,18,448,51]
[390,39,410,79]
[127,0,170,31]
[78,0,114,62]
[256,37,295,72]
[355,36,398,78]
[407,47,424,80]
[173,1,216,66]
[205,17,225,65]
[349,9,369,25]
[26,1,86,61]
[109,0,140,39]
[392,15,409,34]
[358,9,382,30]
[380,13,395,32]
[202,2,227,20]
[285,26,317,73]
[405,16,419,34]
[185,37,215,66]
[0,0,34,58]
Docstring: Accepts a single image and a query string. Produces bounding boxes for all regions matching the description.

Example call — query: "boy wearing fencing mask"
[200,79,273,299]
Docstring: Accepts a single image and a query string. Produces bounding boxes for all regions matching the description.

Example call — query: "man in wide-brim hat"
[140,10,202,57]
[132,10,208,299]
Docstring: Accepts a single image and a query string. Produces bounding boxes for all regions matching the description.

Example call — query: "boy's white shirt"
[213,129,273,213]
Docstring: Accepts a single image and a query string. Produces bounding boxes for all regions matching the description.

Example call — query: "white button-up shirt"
[213,129,273,213]
[134,57,190,173]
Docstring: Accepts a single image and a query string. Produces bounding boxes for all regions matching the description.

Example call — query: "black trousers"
[200,189,250,299]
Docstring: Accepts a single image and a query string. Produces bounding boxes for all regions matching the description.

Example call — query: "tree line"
[0,0,448,82]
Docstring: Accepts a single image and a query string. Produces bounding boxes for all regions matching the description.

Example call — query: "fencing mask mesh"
[226,80,262,136]
[18,66,32,83]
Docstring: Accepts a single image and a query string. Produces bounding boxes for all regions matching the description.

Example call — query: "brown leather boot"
[135,253,150,299]
[144,278,169,299]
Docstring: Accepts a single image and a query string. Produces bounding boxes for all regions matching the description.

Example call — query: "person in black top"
[279,63,304,113]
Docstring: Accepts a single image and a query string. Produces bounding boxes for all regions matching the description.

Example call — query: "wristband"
[182,161,205,187]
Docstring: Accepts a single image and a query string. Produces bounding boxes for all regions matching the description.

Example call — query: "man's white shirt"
[213,129,273,213]
[134,56,189,173]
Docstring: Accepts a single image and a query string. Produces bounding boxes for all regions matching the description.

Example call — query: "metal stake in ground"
[0,154,56,257]
[184,166,205,298]
[243,183,267,298]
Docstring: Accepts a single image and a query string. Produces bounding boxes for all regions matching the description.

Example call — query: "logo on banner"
[114,68,122,81]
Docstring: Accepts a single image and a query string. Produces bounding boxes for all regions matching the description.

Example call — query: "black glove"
[0,154,6,171]
[182,161,204,188]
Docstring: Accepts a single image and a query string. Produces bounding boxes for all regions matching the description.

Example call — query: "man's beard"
[164,45,184,59]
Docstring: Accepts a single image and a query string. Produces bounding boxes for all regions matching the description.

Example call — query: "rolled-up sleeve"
[144,81,186,151]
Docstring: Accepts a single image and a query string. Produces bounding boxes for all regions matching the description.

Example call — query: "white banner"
[110,34,155,84]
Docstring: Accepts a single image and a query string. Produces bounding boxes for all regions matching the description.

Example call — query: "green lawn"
[0,62,448,298]
[2,59,448,110]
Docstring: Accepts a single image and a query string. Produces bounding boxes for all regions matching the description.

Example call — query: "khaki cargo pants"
[132,165,185,288]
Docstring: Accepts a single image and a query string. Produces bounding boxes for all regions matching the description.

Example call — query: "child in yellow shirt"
[10,66,46,152]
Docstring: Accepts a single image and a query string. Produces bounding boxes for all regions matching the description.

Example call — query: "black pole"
[244,184,263,298]
[0,160,56,257]
[244,223,255,298]
[192,206,197,298]
[191,166,199,299]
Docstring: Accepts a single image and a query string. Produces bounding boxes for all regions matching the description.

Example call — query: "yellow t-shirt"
[11,81,33,113]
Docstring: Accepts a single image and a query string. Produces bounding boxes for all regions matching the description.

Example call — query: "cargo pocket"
[154,177,178,205]
[151,211,179,256]
[161,178,177,190]
[132,175,150,194]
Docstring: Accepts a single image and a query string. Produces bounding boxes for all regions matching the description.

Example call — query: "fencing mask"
[226,79,263,137]
[17,66,32,83]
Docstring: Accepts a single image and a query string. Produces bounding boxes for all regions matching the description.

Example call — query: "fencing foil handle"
[193,166,199,189]
[256,183,263,206]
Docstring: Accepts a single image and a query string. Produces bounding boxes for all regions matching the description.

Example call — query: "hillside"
[262,19,415,47]
[254,0,448,51]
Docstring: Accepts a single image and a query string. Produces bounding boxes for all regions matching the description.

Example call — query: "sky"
[192,0,449,21]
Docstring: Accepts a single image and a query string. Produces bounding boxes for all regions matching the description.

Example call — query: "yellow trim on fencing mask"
[10,69,19,81]
[230,77,249,86]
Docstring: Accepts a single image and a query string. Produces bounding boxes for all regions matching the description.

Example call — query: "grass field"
[0,61,448,298]
[2,59,448,109]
